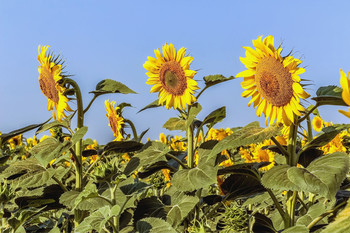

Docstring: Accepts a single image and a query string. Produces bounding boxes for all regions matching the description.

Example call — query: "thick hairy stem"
[187,124,194,168]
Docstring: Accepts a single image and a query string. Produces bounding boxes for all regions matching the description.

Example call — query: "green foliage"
[313,85,347,106]
[322,200,350,233]
[203,74,235,87]
[163,117,186,131]
[136,217,177,233]
[261,153,349,199]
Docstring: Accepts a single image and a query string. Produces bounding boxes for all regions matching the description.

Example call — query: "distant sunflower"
[143,43,199,110]
[312,116,323,132]
[237,35,310,126]
[339,69,350,118]
[37,45,72,121]
[105,100,124,141]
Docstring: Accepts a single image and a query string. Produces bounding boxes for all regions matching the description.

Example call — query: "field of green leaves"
[1,36,350,233]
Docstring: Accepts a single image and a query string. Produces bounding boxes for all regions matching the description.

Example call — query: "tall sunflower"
[105,100,124,141]
[37,45,72,121]
[143,43,199,110]
[339,69,350,118]
[237,36,310,126]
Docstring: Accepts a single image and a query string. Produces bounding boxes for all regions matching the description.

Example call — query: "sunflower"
[339,69,350,118]
[105,100,124,141]
[237,35,310,126]
[37,45,72,121]
[143,43,199,110]
[312,116,323,132]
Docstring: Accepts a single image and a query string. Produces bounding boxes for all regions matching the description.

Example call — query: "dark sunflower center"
[159,61,187,96]
[255,56,293,107]
[39,66,60,104]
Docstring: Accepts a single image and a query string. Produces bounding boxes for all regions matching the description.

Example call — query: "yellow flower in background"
[161,169,172,188]
[170,135,187,151]
[312,116,323,132]
[251,143,275,171]
[237,35,310,126]
[37,45,72,121]
[105,100,124,141]
[159,133,167,144]
[144,43,199,110]
[207,128,233,141]
[321,131,347,154]
[339,69,350,118]
[8,135,23,149]
[86,140,99,164]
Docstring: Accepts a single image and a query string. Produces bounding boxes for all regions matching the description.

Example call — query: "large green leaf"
[172,148,217,192]
[283,225,309,233]
[209,122,281,159]
[321,200,350,233]
[166,191,199,228]
[91,79,137,95]
[163,117,186,131]
[30,138,71,167]
[136,217,177,233]
[261,153,349,199]
[133,197,167,224]
[296,202,326,227]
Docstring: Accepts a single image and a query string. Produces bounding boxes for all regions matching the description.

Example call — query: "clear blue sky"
[1,0,350,144]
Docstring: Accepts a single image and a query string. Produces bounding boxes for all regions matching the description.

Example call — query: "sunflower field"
[1,36,350,233]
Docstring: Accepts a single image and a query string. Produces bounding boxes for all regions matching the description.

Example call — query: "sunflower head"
[237,35,310,126]
[37,45,72,121]
[105,100,124,141]
[339,69,350,118]
[312,116,324,132]
[143,43,200,110]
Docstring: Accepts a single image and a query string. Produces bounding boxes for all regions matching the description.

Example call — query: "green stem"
[52,176,68,192]
[307,201,347,230]
[286,191,298,228]
[297,104,319,124]
[195,86,209,100]
[287,118,298,167]
[83,94,98,114]
[270,136,290,158]
[266,189,288,226]
[187,123,194,168]
[124,119,138,141]
[306,115,313,142]
[64,78,85,225]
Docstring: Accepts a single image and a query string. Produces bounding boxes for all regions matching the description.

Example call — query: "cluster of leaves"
[0,76,350,233]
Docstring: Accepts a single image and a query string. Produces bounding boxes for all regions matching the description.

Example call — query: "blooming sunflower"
[105,100,124,141]
[143,43,199,110]
[339,69,350,118]
[37,45,72,121]
[312,116,323,132]
[237,35,310,126]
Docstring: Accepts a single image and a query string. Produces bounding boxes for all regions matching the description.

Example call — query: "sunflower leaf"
[201,106,226,128]
[186,103,202,128]
[208,122,281,159]
[203,74,235,87]
[0,119,50,146]
[91,79,137,95]
[322,200,350,233]
[163,117,186,131]
[36,114,75,135]
[136,217,177,233]
[313,85,346,106]
[138,99,160,113]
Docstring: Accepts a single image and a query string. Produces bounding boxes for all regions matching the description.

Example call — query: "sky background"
[1,0,350,144]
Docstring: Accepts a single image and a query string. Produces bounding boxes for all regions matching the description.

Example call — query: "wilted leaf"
[91,79,137,95]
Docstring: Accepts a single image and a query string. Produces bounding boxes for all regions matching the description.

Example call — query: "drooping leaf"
[172,148,217,192]
[137,161,175,179]
[186,103,202,128]
[209,122,282,159]
[0,119,50,146]
[91,79,137,95]
[138,99,160,113]
[201,106,226,128]
[203,74,235,87]
[163,117,186,131]
[8,207,47,232]
[136,217,177,233]
[251,213,276,233]
[104,141,143,154]
[36,114,75,134]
